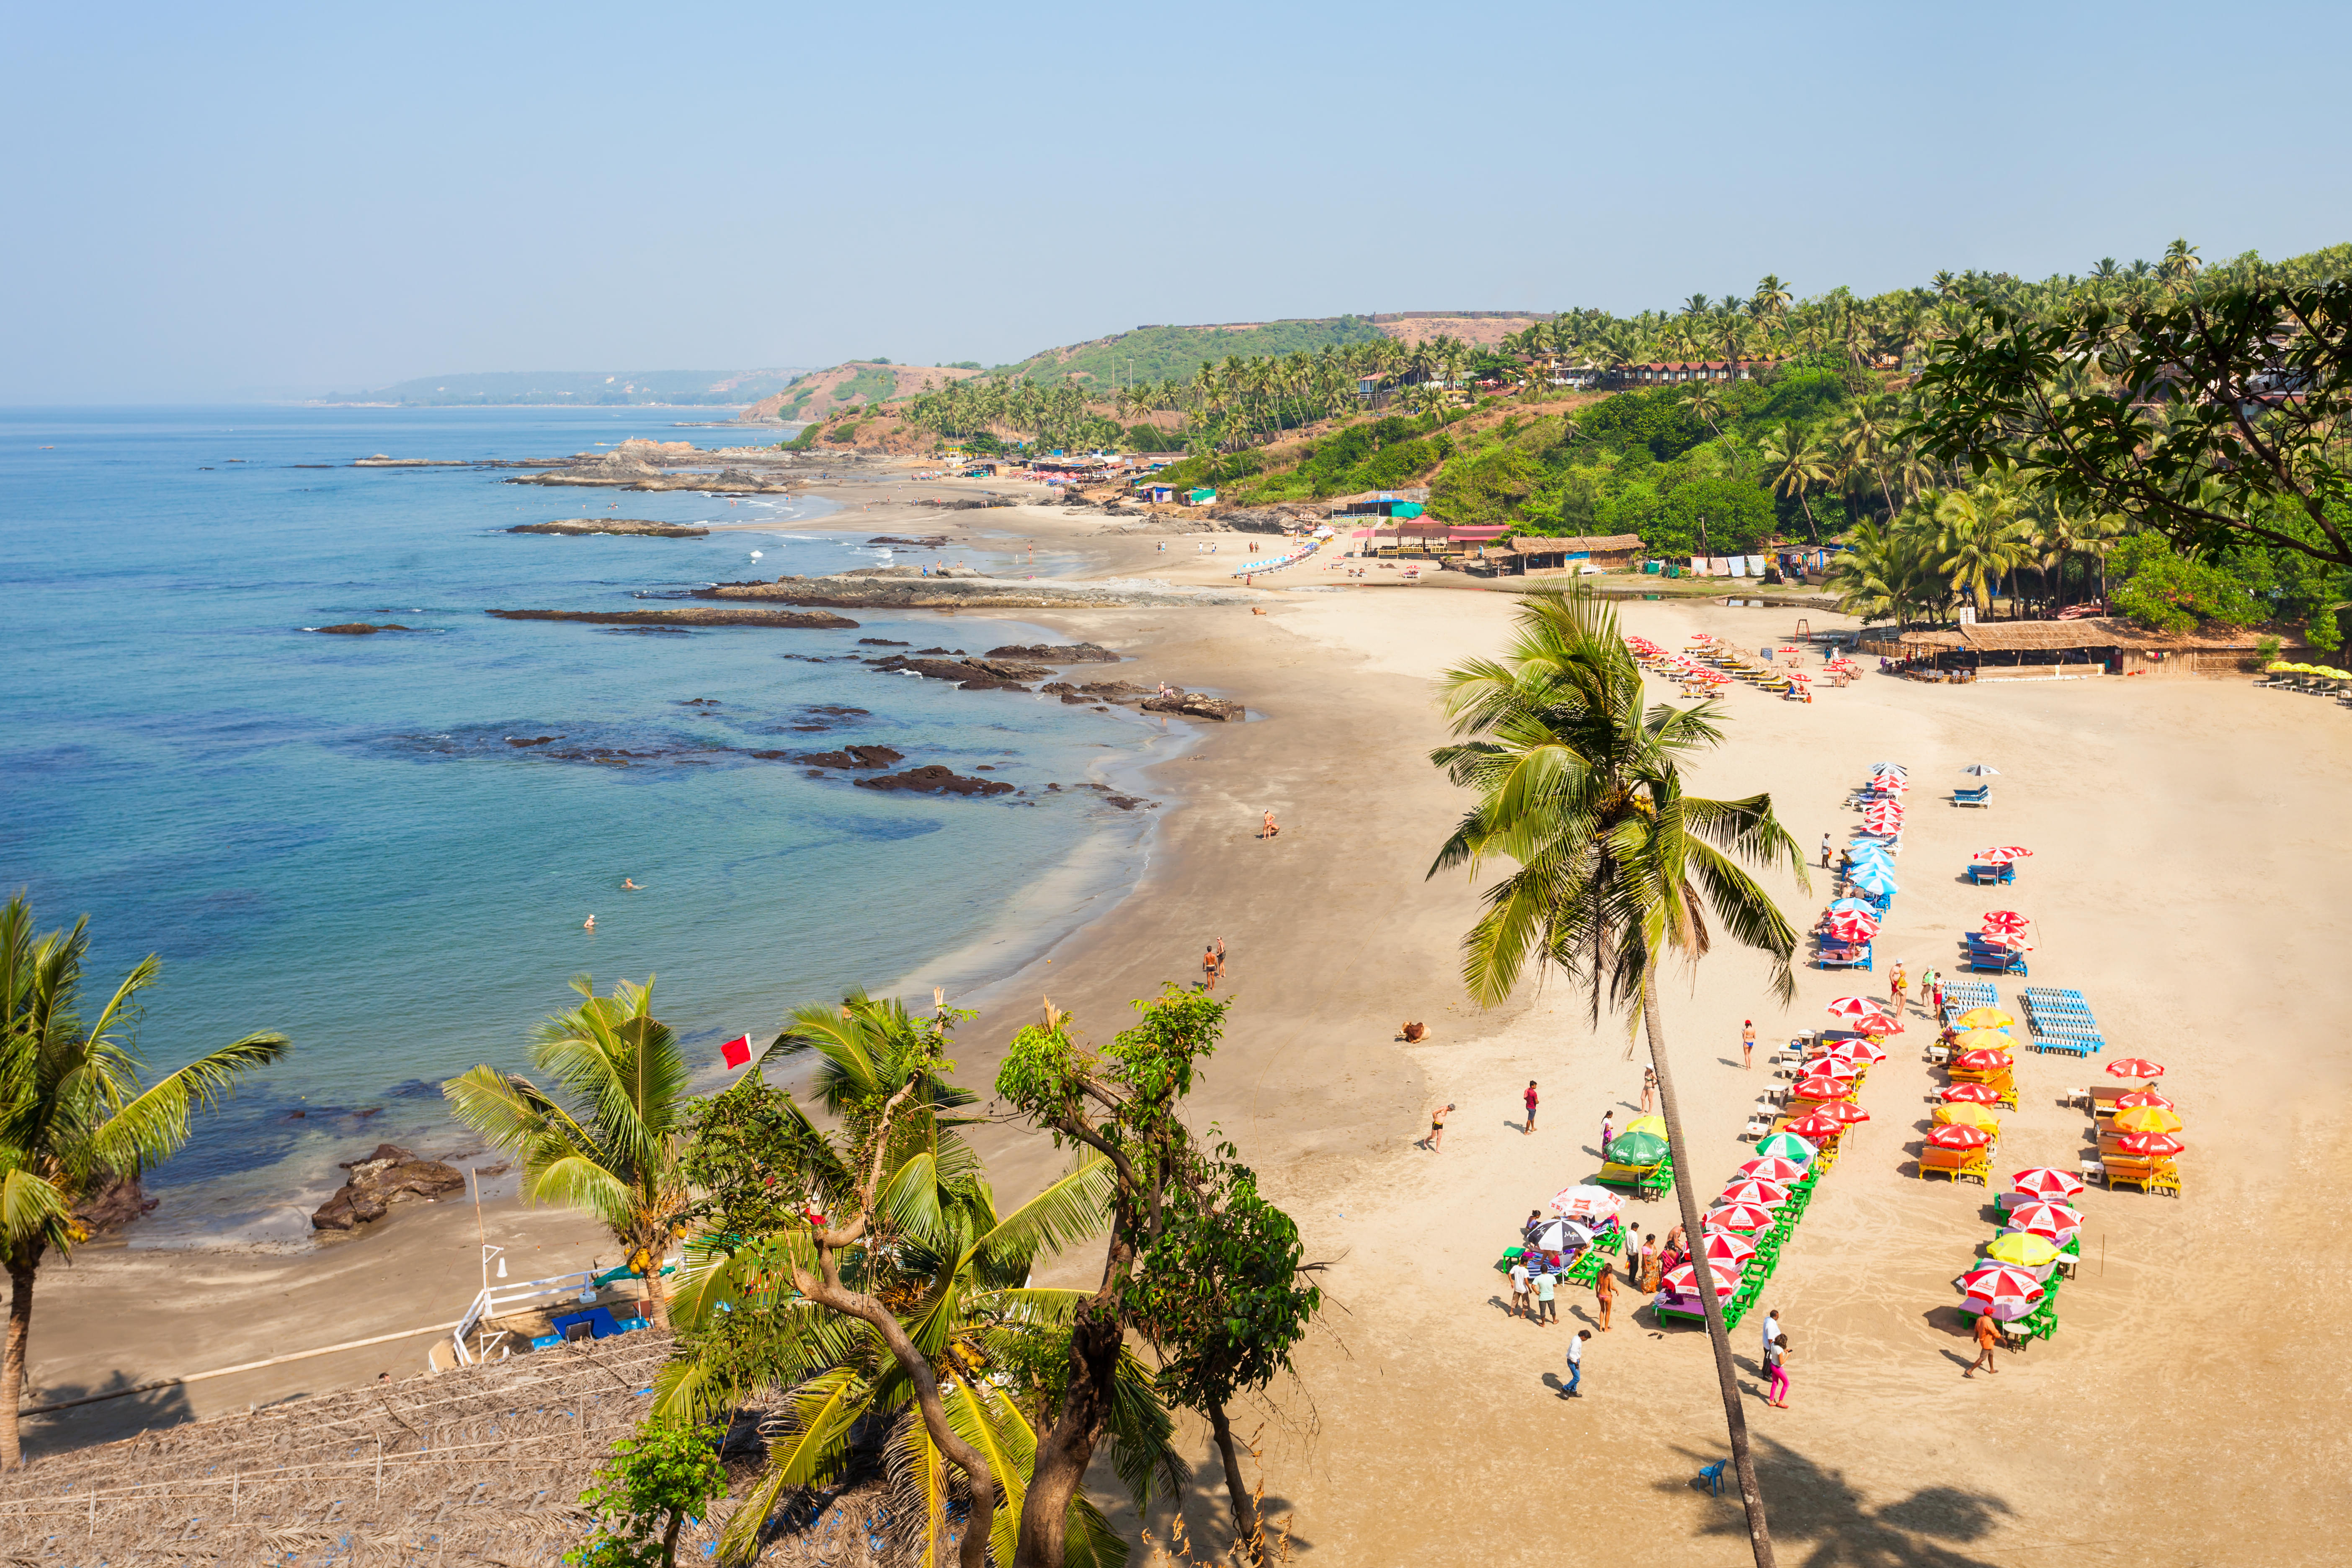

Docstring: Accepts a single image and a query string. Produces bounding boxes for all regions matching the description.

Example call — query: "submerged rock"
[311,1143,467,1232]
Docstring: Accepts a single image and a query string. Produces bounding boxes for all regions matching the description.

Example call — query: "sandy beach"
[20,467,2352,1565]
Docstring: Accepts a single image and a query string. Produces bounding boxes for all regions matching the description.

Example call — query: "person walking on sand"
[1593,1257,1615,1331]
[1641,1066,1657,1113]
[1524,1080,1539,1135]
[1766,1332,1792,1407]
[1741,1020,1756,1069]
[1965,1311,2003,1377]
[1420,1103,1454,1152]
[1561,1329,1590,1398]
[1261,810,1279,839]
[1508,1256,1532,1321]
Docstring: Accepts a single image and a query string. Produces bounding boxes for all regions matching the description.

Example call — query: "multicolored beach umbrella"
[2009,1167,2085,1201]
[1717,1179,1791,1209]
[2004,1201,2084,1240]
[1958,1263,2046,1320]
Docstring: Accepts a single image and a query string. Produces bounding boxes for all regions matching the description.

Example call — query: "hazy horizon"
[5,0,2349,403]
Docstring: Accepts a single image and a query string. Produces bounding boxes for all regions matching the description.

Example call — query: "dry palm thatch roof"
[0,1333,926,1566]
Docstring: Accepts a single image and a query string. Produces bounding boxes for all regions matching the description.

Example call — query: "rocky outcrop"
[487,608,859,630]
[507,518,710,537]
[315,623,415,634]
[700,574,1257,611]
[74,1173,157,1237]
[854,765,1016,797]
[1140,689,1246,722]
[311,1143,466,1232]
[983,643,1120,663]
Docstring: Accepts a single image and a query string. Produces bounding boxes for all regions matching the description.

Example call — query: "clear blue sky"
[4,0,2347,401]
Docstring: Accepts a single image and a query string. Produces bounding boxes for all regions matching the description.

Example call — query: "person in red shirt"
[1524,1080,1539,1135]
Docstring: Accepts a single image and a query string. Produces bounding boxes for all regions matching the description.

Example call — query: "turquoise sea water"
[2,406,1168,1244]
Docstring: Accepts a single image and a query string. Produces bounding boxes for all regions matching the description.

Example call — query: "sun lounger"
[1918,1148,1991,1184]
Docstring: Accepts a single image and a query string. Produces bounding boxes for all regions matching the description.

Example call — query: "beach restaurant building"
[1866,616,2303,681]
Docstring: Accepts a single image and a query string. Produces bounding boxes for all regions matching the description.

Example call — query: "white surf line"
[18,1319,467,1416]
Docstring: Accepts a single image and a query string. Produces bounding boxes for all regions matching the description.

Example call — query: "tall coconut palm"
[1426,591,1805,1568]
[445,974,691,1329]
[1757,422,1831,545]
[0,895,289,1467]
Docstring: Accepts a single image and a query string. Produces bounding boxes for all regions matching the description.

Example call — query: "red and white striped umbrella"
[2106,1058,2166,1081]
[1700,1230,1758,1268]
[1825,911,1880,944]
[2114,1131,2185,1157]
[2005,1201,2084,1240]
[1703,1201,1779,1234]
[1941,1082,2004,1105]
[1781,1112,1845,1140]
[1980,911,2030,934]
[1959,1263,2047,1321]
[1974,846,2034,863]
[2010,1166,2086,1201]
[2115,1089,2176,1112]
[1662,1258,1743,1301]
[1737,1156,1810,1184]
[1926,1123,1993,1151]
[1816,1100,1871,1126]
[1717,1179,1791,1209]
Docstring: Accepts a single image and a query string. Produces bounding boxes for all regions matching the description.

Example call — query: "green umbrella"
[1756,1131,1817,1165]
[1606,1129,1669,1166]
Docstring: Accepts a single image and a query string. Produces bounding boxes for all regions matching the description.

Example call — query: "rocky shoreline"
[507,518,711,538]
[486,607,860,630]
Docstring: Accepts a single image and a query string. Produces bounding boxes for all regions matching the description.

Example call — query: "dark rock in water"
[74,1173,158,1238]
[316,623,414,634]
[858,637,910,646]
[1140,689,1245,722]
[855,765,1016,797]
[793,745,904,769]
[488,608,859,630]
[985,642,1121,663]
[505,735,562,747]
[311,1143,467,1232]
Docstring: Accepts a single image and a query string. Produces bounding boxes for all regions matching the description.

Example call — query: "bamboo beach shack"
[1869,616,2303,681]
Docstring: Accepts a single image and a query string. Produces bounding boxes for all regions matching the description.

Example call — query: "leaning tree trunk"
[1207,1401,1262,1563]
[1640,977,1776,1568]
[2,1255,36,1470]
[1014,1297,1124,1568]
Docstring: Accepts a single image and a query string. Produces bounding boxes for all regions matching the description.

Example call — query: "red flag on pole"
[721,1034,753,1070]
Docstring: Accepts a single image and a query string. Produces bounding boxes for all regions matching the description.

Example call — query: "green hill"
[994,317,1387,387]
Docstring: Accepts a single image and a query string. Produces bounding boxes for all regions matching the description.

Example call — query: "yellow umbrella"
[1986,1231,2060,1268]
[1934,1102,2002,1131]
[1954,1028,2014,1052]
[1624,1114,1668,1140]
[2113,1105,2184,1134]
[1955,1007,2013,1029]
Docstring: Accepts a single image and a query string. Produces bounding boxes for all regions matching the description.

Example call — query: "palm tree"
[1933,482,2034,617]
[661,1120,1157,1564]
[445,974,691,1329]
[0,896,289,1467]
[1426,592,1803,1568]
[1757,422,1830,545]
